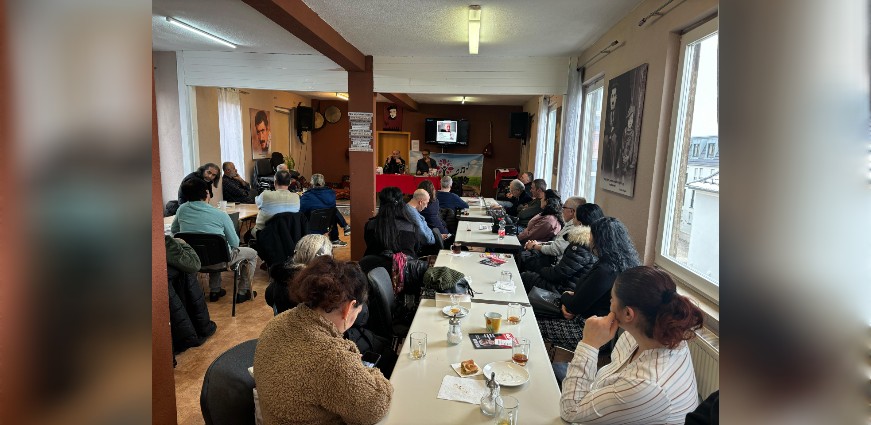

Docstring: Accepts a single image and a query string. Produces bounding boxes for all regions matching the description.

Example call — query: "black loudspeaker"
[296,106,314,131]
[457,119,470,144]
[509,112,528,139]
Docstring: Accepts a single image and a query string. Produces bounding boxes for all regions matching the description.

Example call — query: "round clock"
[325,105,342,124]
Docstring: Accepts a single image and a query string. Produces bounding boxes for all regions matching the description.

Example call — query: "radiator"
[689,328,720,399]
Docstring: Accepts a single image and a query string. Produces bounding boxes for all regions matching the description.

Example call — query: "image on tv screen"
[436,120,458,143]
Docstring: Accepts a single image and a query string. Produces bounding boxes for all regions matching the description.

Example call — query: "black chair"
[365,267,409,351]
[200,339,257,425]
[250,212,308,268]
[252,158,274,192]
[175,233,243,317]
[306,207,336,235]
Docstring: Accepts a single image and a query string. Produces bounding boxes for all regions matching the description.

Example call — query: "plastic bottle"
[498,218,506,240]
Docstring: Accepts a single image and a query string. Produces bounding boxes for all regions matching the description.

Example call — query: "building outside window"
[575,78,604,202]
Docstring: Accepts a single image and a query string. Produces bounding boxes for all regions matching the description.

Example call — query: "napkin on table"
[436,375,488,404]
[493,281,516,293]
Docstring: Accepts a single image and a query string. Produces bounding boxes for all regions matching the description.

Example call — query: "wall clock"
[325,105,342,124]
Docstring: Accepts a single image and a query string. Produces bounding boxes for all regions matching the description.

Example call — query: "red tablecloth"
[376,175,441,194]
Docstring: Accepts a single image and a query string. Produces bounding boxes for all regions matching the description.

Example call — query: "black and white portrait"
[600,63,648,198]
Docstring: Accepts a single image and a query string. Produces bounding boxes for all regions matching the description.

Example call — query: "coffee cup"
[484,312,502,333]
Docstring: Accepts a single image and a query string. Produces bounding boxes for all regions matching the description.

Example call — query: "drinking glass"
[495,396,519,425]
[466,222,472,232]
[500,270,513,284]
[409,332,427,359]
[512,338,530,366]
[451,242,463,254]
[507,303,527,325]
[449,294,461,316]
[484,312,502,333]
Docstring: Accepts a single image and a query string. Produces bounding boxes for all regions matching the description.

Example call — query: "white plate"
[442,305,469,318]
[482,361,529,387]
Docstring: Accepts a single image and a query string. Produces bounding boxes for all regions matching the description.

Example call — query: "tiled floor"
[172,229,352,425]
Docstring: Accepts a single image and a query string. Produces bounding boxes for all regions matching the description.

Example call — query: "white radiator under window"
[689,328,720,399]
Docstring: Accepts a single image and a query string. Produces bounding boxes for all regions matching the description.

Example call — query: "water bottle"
[498,218,506,240]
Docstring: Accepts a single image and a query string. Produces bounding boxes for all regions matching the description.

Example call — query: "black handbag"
[528,287,563,319]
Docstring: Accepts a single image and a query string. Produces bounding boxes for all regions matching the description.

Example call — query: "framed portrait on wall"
[250,109,272,159]
[382,104,402,131]
[599,63,648,198]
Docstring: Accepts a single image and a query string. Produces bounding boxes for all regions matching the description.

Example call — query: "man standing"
[516,179,547,228]
[415,150,438,175]
[172,178,258,303]
[222,162,255,204]
[300,173,351,247]
[436,176,469,210]
[383,150,406,174]
[253,170,301,238]
[404,189,436,246]
[178,163,221,205]
[254,110,271,155]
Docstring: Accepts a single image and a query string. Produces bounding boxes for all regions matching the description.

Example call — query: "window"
[657,18,719,303]
[575,78,604,202]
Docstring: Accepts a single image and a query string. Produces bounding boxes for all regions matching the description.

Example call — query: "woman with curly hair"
[517,189,564,244]
[558,266,703,424]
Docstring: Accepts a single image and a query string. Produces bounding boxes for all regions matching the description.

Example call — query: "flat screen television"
[425,118,469,146]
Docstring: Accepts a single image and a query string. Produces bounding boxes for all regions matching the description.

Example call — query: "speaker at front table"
[509,112,529,140]
[296,106,314,131]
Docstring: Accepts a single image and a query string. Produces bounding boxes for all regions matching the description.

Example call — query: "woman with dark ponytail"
[558,266,704,424]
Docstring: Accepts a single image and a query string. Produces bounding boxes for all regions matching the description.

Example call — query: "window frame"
[655,17,720,304]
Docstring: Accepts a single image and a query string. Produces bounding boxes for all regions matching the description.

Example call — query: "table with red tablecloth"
[376,174,441,194]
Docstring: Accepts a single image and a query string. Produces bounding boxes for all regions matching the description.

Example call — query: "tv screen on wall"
[425,118,469,146]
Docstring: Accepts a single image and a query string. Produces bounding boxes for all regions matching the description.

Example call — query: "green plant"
[285,156,295,171]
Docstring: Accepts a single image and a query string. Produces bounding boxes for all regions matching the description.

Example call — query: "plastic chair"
[200,339,257,425]
[175,233,243,317]
[306,207,335,235]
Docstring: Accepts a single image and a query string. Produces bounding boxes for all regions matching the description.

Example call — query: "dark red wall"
[310,99,351,184]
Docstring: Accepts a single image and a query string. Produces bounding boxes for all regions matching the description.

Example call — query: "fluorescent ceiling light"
[336,92,349,100]
[462,96,466,104]
[166,17,236,49]
[468,5,481,55]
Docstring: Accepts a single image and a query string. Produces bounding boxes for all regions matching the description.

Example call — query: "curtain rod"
[638,0,678,27]
[577,40,620,71]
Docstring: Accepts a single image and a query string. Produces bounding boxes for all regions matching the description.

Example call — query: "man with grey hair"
[300,173,351,246]
[253,170,301,238]
[436,176,469,210]
[521,196,586,272]
[505,179,532,216]
[404,189,437,246]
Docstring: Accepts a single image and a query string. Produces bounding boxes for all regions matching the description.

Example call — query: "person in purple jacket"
[300,174,351,247]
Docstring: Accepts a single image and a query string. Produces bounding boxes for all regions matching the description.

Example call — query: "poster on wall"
[250,109,273,159]
[382,104,402,131]
[409,152,484,195]
[600,63,648,198]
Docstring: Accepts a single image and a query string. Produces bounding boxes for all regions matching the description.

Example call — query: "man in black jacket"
[221,161,256,204]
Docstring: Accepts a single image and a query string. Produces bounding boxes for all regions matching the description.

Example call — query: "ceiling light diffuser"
[468,5,481,55]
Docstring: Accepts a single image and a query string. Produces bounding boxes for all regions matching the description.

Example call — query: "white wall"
[153,52,185,206]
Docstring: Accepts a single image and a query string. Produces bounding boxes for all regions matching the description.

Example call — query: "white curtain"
[533,95,551,182]
[558,59,584,197]
[217,88,245,178]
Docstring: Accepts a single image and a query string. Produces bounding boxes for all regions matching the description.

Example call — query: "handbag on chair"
[528,287,564,319]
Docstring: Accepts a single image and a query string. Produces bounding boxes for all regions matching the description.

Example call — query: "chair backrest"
[253,158,273,178]
[175,233,231,269]
[307,207,335,235]
[439,208,459,235]
[365,267,395,339]
[200,339,257,425]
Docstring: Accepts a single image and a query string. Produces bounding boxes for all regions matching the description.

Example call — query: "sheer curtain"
[557,59,584,197]
[533,95,551,182]
[217,88,245,178]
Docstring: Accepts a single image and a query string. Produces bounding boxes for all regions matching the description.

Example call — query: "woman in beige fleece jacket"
[254,256,393,425]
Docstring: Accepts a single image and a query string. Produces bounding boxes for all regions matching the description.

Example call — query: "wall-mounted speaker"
[296,106,314,131]
[509,112,529,140]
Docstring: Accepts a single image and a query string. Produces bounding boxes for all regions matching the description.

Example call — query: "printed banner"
[409,152,484,196]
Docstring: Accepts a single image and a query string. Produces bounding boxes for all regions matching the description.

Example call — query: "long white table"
[457,197,499,222]
[433,250,528,305]
[378,299,564,425]
[454,222,522,250]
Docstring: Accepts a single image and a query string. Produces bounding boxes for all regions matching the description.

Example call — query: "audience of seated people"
[300,173,350,247]
[435,176,469,210]
[522,203,603,294]
[556,266,703,424]
[521,196,586,272]
[177,163,221,205]
[221,161,256,204]
[254,256,393,424]
[517,189,564,245]
[416,179,450,239]
[171,178,257,303]
[252,170,300,239]
[515,179,548,229]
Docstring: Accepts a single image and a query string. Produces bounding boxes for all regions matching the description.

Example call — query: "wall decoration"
[382,103,402,131]
[250,108,272,159]
[600,63,648,197]
[409,152,484,195]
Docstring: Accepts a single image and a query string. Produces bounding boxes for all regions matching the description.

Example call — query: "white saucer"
[482,361,529,387]
[442,305,469,318]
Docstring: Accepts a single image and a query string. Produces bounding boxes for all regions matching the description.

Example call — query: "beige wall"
[577,0,717,263]
[520,96,540,175]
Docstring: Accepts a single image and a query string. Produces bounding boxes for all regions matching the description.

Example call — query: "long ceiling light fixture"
[468,5,481,55]
[166,17,236,49]
[336,92,349,100]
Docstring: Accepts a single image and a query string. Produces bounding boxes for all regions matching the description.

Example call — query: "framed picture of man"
[250,109,272,159]
[382,104,402,131]
[599,63,648,198]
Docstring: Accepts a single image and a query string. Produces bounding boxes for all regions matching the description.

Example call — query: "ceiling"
[153,0,644,105]
[293,91,538,106]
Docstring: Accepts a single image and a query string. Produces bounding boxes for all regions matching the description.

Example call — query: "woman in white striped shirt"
[559,266,704,424]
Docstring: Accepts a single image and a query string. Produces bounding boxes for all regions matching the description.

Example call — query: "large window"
[657,18,719,302]
[575,78,604,202]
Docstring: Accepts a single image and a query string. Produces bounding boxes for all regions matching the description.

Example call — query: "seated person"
[557,266,703,424]
[265,234,332,315]
[221,161,256,204]
[517,191,563,245]
[254,256,393,424]
[171,178,257,303]
[404,189,437,247]
[415,149,438,175]
[364,187,420,258]
[416,180,449,238]
[252,170,300,239]
[504,179,532,216]
[300,173,351,247]
[435,176,469,210]
[515,179,547,228]
[383,150,406,174]
[520,171,533,196]
[521,196,586,272]
[177,163,220,204]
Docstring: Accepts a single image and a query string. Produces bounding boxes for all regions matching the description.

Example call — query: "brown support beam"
[381,93,419,112]
[348,56,376,260]
[242,0,366,72]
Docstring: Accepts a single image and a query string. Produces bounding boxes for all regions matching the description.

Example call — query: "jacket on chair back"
[300,186,337,213]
